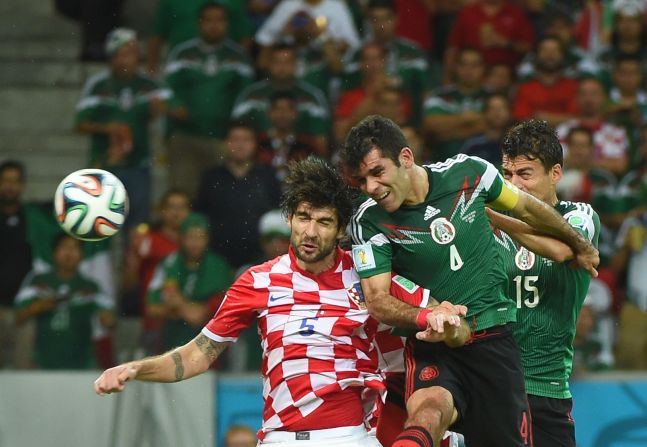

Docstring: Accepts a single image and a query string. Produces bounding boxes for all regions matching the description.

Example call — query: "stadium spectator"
[254,0,360,53]
[196,123,282,268]
[512,36,580,126]
[146,0,253,74]
[557,78,629,175]
[461,93,511,166]
[517,8,599,81]
[612,209,647,369]
[256,9,344,98]
[164,3,254,198]
[483,63,514,95]
[443,0,534,83]
[120,189,191,355]
[342,0,437,125]
[14,234,115,369]
[393,0,433,52]
[224,425,256,447]
[75,29,181,230]
[146,213,232,352]
[423,47,488,162]
[0,161,32,368]
[606,56,646,169]
[334,42,411,142]
[231,44,330,156]
[558,127,601,204]
[256,92,318,182]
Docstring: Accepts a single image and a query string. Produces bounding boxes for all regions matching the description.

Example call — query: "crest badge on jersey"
[515,247,535,271]
[430,217,456,245]
[352,244,376,271]
[347,282,367,310]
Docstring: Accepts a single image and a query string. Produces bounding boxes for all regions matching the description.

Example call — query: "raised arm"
[94,334,229,394]
[485,208,574,262]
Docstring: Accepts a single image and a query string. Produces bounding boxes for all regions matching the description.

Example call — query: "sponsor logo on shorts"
[430,218,456,245]
[419,365,439,381]
[515,247,535,271]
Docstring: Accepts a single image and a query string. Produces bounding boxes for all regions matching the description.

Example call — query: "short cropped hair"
[342,115,408,172]
[502,119,563,171]
[0,160,26,182]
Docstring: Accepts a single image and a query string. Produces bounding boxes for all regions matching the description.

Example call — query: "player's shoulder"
[424,154,493,177]
[80,69,111,95]
[168,38,201,60]
[557,200,597,218]
[558,200,600,235]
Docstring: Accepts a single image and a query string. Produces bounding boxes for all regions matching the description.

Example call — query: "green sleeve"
[349,206,393,278]
[563,205,600,247]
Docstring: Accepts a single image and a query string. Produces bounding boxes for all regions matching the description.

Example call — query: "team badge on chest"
[430,217,456,245]
[515,247,535,270]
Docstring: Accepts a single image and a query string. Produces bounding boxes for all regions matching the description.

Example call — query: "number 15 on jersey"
[513,275,539,308]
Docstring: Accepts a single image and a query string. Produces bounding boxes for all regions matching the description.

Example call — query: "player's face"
[199,7,228,44]
[288,203,343,266]
[54,237,82,273]
[354,147,412,213]
[368,7,396,41]
[269,50,296,82]
[226,128,257,163]
[0,167,24,205]
[111,41,139,77]
[502,155,562,204]
[269,99,297,130]
[182,227,209,261]
[161,194,190,230]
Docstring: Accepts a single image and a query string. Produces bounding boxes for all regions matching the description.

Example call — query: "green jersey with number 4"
[351,154,520,331]
[494,201,600,399]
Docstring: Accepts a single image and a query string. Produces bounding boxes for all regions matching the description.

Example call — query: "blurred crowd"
[2,0,647,373]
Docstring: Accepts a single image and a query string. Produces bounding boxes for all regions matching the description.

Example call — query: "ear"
[551,164,563,185]
[399,147,415,168]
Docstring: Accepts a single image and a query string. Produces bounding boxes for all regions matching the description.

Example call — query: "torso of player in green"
[352,154,515,332]
[494,201,600,399]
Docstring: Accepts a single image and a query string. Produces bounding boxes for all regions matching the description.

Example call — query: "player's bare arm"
[361,272,467,337]
[94,334,229,395]
[509,190,599,276]
[486,208,574,262]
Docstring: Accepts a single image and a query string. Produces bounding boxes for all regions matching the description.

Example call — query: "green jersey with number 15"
[494,201,600,399]
[351,154,521,332]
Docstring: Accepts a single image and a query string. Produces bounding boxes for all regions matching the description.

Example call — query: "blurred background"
[0,0,646,446]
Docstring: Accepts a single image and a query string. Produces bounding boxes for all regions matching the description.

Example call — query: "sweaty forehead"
[295,202,338,220]
[358,148,392,172]
[502,155,540,171]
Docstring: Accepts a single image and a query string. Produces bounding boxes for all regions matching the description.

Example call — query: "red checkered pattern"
[374,275,430,374]
[203,247,385,438]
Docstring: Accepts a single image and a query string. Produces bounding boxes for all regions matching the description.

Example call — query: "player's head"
[225,121,257,163]
[269,91,298,131]
[455,47,484,88]
[159,188,191,230]
[282,156,354,268]
[576,78,606,118]
[224,425,256,447]
[52,233,83,273]
[180,213,210,261]
[501,119,563,204]
[342,115,415,213]
[367,0,397,42]
[258,209,291,260]
[613,55,642,94]
[106,28,139,77]
[535,36,566,74]
[0,160,25,206]
[565,126,594,169]
[198,2,228,44]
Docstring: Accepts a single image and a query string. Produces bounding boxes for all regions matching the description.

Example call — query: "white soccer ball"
[54,169,129,241]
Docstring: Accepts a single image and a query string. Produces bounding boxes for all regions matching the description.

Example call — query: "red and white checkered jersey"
[375,275,431,374]
[202,247,384,437]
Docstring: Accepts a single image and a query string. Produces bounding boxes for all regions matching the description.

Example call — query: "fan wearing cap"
[75,28,186,231]
[146,213,233,352]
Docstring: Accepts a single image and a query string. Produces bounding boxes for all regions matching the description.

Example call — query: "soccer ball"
[54,169,129,241]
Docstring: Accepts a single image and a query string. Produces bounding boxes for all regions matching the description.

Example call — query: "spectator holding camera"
[14,234,115,369]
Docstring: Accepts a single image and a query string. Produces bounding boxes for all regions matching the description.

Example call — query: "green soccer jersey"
[351,155,516,331]
[165,38,254,139]
[14,271,112,369]
[295,45,334,99]
[75,70,171,168]
[423,85,487,162]
[231,79,330,137]
[494,201,600,399]
[147,250,233,349]
[342,38,438,125]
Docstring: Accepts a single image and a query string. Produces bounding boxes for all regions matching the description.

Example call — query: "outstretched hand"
[416,301,469,346]
[94,362,141,395]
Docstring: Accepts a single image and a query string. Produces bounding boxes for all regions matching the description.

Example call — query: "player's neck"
[403,165,430,206]
[545,191,559,207]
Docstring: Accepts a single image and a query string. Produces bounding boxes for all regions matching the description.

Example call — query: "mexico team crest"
[515,247,536,271]
[430,218,456,245]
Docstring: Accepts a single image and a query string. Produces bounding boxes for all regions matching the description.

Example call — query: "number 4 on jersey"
[450,244,464,271]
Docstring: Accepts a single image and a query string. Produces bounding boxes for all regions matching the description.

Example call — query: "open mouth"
[375,191,390,202]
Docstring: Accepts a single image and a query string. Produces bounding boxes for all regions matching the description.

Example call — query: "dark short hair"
[368,0,395,12]
[536,35,565,56]
[566,126,594,145]
[342,115,407,172]
[282,156,356,230]
[160,188,191,208]
[0,160,25,182]
[227,120,258,138]
[614,54,642,69]
[198,1,227,19]
[484,92,510,110]
[502,119,563,171]
[270,91,297,107]
[53,232,82,252]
